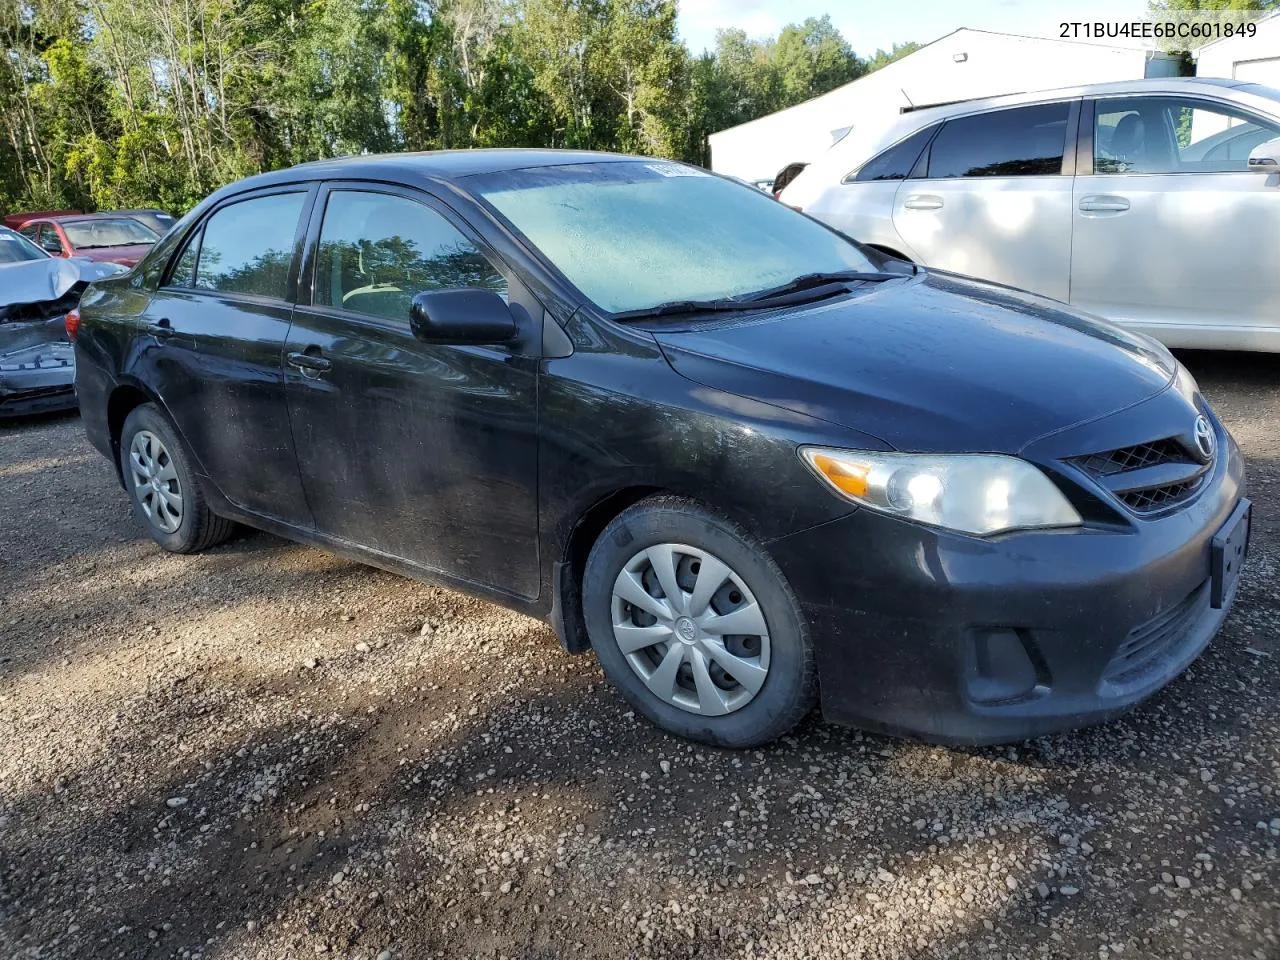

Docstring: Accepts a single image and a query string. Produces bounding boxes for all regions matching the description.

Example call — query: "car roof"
[209,149,644,199]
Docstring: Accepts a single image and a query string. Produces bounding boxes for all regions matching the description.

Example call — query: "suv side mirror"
[1247,136,1280,171]
[409,288,517,345]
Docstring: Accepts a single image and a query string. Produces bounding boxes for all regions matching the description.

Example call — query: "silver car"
[784,78,1280,352]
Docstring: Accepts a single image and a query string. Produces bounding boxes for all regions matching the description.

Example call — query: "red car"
[18,214,159,267]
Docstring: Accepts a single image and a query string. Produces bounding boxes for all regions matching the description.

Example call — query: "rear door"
[134,187,316,524]
[284,183,541,599]
[891,100,1079,301]
[1070,94,1280,345]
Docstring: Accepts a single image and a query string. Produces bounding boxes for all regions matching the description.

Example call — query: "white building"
[1195,13,1280,87]
[709,29,1155,183]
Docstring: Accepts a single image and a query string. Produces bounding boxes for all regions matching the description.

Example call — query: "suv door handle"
[287,350,332,375]
[902,194,944,211]
[1078,195,1130,213]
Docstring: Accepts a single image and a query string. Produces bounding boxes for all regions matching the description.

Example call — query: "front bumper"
[769,428,1246,746]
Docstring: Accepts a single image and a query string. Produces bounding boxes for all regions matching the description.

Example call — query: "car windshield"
[63,218,158,248]
[468,160,875,314]
[0,228,49,263]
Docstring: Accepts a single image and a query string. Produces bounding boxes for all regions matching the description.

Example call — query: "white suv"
[783,78,1280,352]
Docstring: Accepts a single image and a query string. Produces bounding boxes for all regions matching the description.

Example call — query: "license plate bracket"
[1211,498,1251,609]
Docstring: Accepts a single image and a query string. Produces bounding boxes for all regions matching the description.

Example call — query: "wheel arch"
[551,486,667,654]
[106,382,158,483]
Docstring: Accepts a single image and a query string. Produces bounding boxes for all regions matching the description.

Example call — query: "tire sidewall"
[118,405,204,553]
[583,500,814,748]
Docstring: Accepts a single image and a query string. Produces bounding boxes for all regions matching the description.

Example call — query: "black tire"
[118,403,237,554]
[583,496,817,748]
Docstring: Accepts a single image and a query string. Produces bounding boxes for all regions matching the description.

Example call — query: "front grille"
[1070,436,1208,516]
[1119,479,1202,513]
[1074,439,1184,477]
[1104,581,1208,685]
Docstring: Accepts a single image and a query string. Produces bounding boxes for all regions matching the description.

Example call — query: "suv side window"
[851,125,937,182]
[314,190,507,322]
[925,103,1071,178]
[194,192,306,299]
[1094,96,1280,174]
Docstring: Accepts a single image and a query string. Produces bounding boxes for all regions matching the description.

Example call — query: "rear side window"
[313,190,507,322]
[193,192,306,299]
[851,125,937,182]
[925,103,1071,178]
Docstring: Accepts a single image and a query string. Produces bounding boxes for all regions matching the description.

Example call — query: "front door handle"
[148,317,173,338]
[1078,195,1130,213]
[287,350,332,376]
[902,194,944,211]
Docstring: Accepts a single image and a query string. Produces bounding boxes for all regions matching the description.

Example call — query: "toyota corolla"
[72,150,1248,748]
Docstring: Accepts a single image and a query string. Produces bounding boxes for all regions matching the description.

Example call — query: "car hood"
[654,271,1176,453]
[73,244,151,265]
[0,257,125,309]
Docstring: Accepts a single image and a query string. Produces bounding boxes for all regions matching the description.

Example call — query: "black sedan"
[71,150,1248,748]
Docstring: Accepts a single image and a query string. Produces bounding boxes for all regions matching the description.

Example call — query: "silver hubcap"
[610,543,770,716]
[128,430,183,534]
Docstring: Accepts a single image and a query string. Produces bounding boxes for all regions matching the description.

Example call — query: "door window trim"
[1081,94,1280,177]
[158,183,318,307]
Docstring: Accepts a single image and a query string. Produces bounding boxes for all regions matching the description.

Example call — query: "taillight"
[65,308,81,342]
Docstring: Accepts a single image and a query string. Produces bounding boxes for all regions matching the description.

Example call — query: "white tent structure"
[1195,13,1280,88]
[708,29,1153,183]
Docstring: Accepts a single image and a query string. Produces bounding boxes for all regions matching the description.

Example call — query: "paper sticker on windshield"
[645,162,706,177]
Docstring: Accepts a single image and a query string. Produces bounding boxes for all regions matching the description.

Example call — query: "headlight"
[800,447,1082,536]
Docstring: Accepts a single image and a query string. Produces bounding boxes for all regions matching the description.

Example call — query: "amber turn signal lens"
[810,453,869,498]
[65,308,81,342]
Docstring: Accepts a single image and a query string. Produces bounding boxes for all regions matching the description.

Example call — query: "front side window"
[194,192,306,299]
[852,125,937,182]
[925,103,1071,178]
[1094,96,1280,174]
[62,218,158,249]
[469,161,875,314]
[34,225,63,254]
[314,191,507,322]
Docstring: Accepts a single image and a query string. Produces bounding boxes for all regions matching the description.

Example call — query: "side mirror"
[408,288,517,345]
[1247,136,1280,172]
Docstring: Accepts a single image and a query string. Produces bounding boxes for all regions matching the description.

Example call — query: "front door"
[284,184,540,599]
[891,100,1078,301]
[134,187,315,524]
[1071,94,1280,345]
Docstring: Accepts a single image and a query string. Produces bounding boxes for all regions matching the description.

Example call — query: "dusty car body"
[0,232,125,416]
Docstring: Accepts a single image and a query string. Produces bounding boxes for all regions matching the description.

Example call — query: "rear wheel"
[119,404,237,553]
[583,496,816,747]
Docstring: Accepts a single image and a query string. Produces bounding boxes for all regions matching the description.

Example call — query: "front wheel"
[119,403,237,554]
[583,496,817,748]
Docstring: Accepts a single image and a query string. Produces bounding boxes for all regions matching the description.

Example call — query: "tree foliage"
[0,0,910,212]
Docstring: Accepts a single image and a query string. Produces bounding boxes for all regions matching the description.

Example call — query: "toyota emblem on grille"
[1193,416,1215,462]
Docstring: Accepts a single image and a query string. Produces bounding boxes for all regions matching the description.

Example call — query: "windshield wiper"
[739,270,904,303]
[611,298,752,321]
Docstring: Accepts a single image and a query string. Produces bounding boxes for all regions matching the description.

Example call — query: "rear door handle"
[902,194,944,211]
[287,350,332,375]
[1078,195,1130,213]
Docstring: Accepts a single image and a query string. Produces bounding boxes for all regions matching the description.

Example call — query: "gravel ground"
[1,350,1278,960]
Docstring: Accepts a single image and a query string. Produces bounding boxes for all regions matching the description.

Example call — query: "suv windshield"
[468,161,875,314]
[0,227,49,263]
[63,218,158,249]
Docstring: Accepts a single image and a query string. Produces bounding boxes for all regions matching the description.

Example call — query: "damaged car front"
[0,228,125,417]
